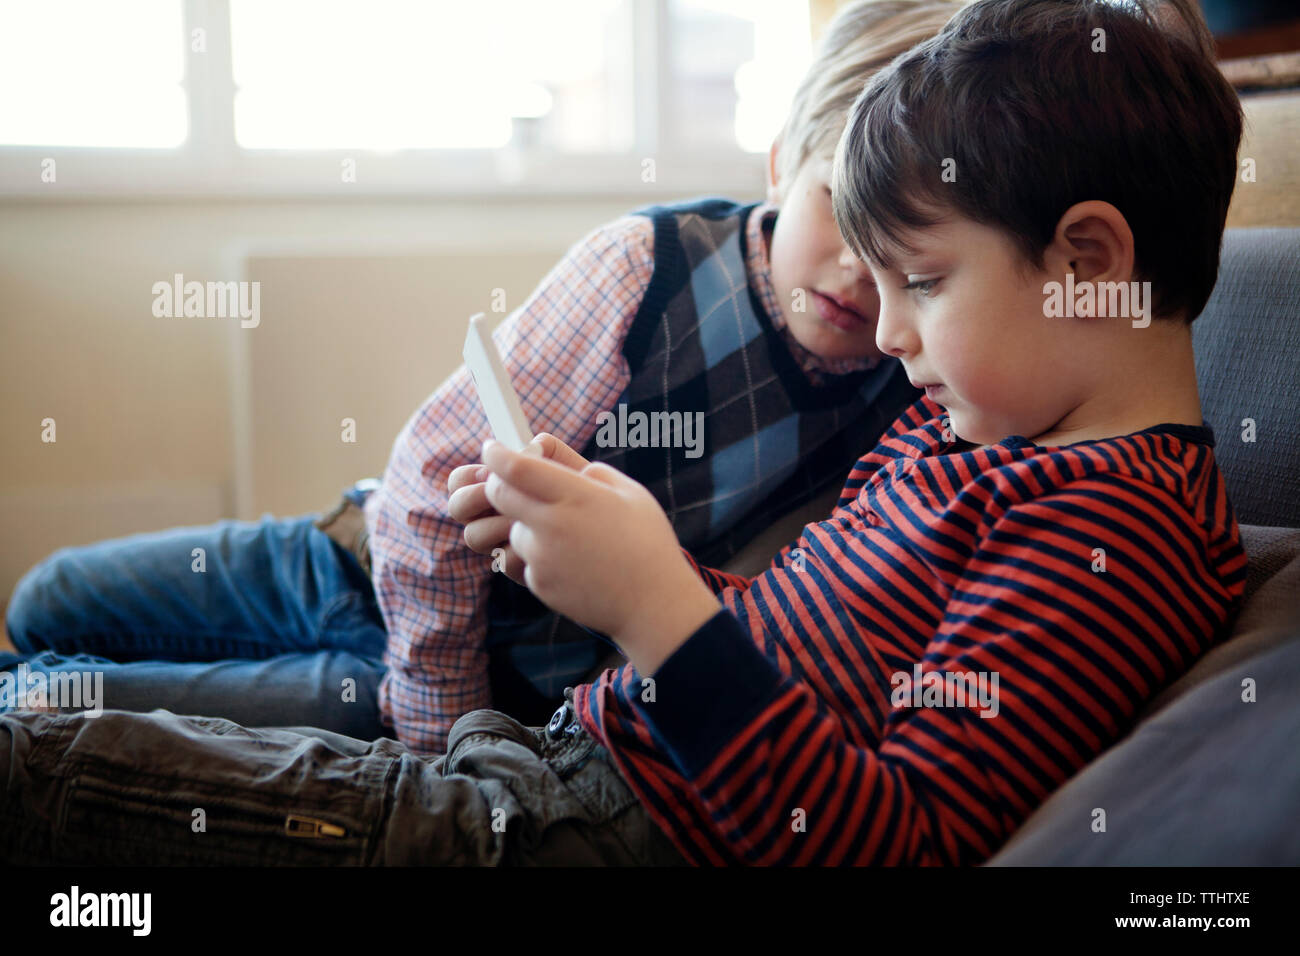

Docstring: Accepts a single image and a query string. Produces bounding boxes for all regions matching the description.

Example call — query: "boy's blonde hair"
[774,0,967,194]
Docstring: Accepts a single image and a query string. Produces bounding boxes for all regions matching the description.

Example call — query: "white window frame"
[0,0,770,198]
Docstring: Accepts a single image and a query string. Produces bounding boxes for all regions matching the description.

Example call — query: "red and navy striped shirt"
[573,395,1247,865]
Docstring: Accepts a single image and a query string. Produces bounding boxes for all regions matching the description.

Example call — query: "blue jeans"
[1,496,391,740]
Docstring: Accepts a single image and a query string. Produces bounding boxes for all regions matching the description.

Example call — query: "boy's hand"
[448,434,590,585]
[481,440,720,675]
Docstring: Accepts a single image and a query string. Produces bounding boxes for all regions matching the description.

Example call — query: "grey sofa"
[593,227,1300,865]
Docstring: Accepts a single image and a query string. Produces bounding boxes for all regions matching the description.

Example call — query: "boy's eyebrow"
[863,239,922,274]
[860,248,897,273]
[862,233,918,273]
[874,219,956,273]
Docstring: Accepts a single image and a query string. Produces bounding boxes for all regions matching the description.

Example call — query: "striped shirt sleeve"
[634,473,1237,864]
[370,215,655,752]
[682,549,754,596]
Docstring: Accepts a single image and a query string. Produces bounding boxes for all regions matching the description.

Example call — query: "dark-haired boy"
[464,0,1249,864]
[0,0,1250,866]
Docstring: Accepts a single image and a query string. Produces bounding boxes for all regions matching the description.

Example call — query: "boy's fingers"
[508,520,540,566]
[482,440,581,505]
[533,433,590,471]
[483,469,551,525]
[464,514,512,555]
[581,460,633,490]
[447,463,487,494]
[448,482,494,523]
[501,549,528,586]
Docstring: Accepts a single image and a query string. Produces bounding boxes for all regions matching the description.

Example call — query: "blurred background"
[1,0,1297,621]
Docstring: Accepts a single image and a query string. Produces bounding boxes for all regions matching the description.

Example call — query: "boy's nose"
[873,297,913,360]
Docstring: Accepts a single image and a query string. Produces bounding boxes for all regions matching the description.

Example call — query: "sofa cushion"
[984,524,1300,864]
[984,632,1300,865]
[1192,227,1300,528]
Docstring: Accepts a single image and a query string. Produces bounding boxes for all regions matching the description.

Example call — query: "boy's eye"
[903,277,939,297]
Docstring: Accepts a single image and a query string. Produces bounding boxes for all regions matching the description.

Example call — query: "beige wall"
[0,193,763,620]
[1227,89,1300,228]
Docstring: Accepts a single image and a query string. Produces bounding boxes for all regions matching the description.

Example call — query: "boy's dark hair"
[832,0,1244,322]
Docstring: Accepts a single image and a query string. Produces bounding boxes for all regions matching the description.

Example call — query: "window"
[0,0,814,195]
[0,0,187,148]
[230,0,635,151]
[668,0,811,153]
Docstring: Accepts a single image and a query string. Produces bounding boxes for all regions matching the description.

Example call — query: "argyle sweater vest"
[483,197,923,723]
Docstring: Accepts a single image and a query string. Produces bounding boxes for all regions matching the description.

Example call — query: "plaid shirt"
[366,201,875,752]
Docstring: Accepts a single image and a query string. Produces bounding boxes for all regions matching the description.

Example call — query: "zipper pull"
[285,814,346,838]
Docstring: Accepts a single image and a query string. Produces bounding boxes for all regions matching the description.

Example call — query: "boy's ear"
[766,138,783,204]
[1048,201,1136,286]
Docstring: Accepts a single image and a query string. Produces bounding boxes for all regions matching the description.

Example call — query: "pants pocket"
[25,711,392,865]
[59,770,370,865]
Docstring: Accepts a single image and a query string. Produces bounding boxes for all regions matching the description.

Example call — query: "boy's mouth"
[908,376,945,397]
[812,291,870,332]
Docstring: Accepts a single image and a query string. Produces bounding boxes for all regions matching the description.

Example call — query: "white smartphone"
[463,312,534,451]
